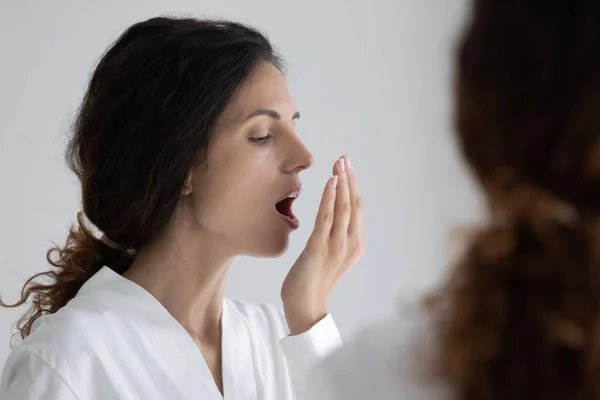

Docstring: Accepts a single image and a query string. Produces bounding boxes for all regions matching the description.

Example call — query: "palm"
[281,156,364,334]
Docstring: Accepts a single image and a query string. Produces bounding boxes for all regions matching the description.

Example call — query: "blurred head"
[456,0,600,215]
[1,16,312,340]
[428,0,600,398]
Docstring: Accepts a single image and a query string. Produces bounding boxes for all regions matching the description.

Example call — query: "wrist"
[282,299,327,335]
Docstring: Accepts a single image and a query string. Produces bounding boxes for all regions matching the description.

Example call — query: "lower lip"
[278,213,300,230]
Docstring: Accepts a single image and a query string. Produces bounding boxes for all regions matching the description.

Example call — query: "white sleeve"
[279,314,342,399]
[0,350,78,400]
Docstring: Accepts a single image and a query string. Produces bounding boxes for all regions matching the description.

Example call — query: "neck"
[123,229,234,341]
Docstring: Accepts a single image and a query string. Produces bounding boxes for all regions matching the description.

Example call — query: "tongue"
[276,197,294,219]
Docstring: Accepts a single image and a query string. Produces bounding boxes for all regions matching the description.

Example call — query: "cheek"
[230,159,277,211]
[192,155,278,231]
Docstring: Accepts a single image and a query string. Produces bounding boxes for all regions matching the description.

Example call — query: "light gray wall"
[0,0,479,369]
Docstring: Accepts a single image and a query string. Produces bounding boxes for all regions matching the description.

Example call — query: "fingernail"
[329,175,339,188]
[338,158,346,172]
[345,156,352,169]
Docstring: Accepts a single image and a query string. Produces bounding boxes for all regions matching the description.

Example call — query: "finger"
[345,156,364,237]
[312,175,338,241]
[332,156,344,175]
[332,157,351,240]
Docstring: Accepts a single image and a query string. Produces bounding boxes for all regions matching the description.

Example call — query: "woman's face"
[186,62,314,257]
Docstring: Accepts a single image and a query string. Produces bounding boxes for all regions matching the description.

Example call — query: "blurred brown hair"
[428,0,600,398]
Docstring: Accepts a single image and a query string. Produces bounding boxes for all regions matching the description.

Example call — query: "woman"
[303,0,600,399]
[0,17,364,399]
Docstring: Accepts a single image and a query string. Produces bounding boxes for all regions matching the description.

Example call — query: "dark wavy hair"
[427,0,600,398]
[0,16,283,341]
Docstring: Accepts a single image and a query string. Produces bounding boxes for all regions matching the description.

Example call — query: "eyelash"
[249,134,272,145]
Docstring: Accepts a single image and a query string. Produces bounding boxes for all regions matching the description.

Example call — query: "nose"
[284,132,314,173]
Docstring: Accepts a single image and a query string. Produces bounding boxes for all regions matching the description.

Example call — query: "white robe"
[0,267,341,400]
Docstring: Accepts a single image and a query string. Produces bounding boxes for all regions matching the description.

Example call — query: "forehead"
[219,62,294,126]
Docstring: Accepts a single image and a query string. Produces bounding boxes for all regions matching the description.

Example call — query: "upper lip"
[278,184,302,202]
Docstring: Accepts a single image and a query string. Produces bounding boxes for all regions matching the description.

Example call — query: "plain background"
[0,0,480,370]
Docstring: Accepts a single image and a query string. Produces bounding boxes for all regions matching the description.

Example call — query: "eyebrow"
[245,109,301,121]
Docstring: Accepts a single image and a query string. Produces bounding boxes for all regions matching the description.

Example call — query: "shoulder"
[9,298,120,382]
[1,349,78,399]
[311,311,452,400]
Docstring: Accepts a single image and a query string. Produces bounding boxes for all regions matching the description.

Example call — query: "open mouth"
[276,187,300,229]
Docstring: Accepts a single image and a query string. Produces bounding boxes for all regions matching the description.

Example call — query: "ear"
[182,174,193,196]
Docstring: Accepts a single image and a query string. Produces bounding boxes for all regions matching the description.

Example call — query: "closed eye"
[249,134,272,145]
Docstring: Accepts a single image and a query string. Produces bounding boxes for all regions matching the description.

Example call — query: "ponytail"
[428,182,600,399]
[0,212,134,342]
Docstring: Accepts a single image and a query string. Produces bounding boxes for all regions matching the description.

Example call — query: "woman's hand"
[281,156,365,335]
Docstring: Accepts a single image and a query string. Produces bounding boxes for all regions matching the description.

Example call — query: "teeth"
[280,189,300,202]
